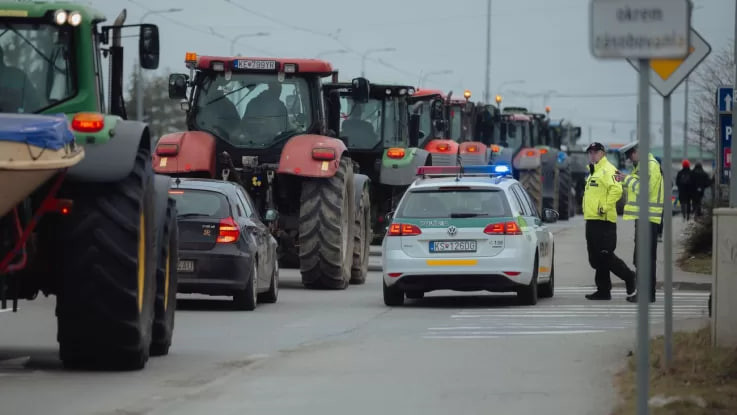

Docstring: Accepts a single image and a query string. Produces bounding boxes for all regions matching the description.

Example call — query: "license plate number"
[177,260,194,273]
[429,240,477,253]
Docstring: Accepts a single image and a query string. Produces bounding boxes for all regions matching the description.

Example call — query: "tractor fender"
[67,120,151,183]
[277,134,348,178]
[152,174,173,240]
[153,131,217,177]
[353,174,371,211]
[513,147,542,171]
[380,148,431,186]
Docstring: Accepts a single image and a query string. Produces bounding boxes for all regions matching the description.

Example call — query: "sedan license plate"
[177,260,195,273]
[429,240,477,253]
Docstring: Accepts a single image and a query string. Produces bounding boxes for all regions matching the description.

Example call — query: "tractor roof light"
[463,89,472,99]
[68,11,82,26]
[53,9,68,25]
[185,52,198,64]
[495,95,502,104]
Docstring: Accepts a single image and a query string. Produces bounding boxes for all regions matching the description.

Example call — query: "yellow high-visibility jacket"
[583,156,622,223]
[622,153,664,224]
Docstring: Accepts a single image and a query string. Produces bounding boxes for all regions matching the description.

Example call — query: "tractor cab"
[322,80,415,170]
[166,54,335,172]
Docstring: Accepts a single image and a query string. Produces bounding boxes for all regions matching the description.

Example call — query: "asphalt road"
[0,216,710,415]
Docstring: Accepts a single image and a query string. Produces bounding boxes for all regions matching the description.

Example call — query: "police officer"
[583,142,636,300]
[617,142,664,303]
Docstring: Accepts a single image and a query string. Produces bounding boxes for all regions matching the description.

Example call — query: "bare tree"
[688,42,734,150]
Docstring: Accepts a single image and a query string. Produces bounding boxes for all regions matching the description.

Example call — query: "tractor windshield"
[448,104,463,142]
[339,96,406,150]
[0,21,75,113]
[192,72,313,149]
[497,121,528,150]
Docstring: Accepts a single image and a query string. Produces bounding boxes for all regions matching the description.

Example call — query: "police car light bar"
[416,165,512,178]
[416,166,460,176]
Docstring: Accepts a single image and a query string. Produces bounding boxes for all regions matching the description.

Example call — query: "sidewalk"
[369,215,712,291]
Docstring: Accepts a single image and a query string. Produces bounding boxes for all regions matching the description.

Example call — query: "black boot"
[586,291,612,300]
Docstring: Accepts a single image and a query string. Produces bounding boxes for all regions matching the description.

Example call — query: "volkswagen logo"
[447,225,457,236]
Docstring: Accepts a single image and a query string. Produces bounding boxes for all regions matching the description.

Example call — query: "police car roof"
[409,175,514,191]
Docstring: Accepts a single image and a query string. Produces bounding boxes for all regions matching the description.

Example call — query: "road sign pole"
[731,2,737,207]
[636,58,652,415]
[663,94,674,367]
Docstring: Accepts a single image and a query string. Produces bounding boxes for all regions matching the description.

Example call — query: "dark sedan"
[168,179,279,310]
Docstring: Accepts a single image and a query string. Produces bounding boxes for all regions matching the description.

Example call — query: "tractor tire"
[299,156,355,289]
[519,167,544,214]
[151,198,178,357]
[54,147,157,370]
[558,169,572,221]
[350,183,371,285]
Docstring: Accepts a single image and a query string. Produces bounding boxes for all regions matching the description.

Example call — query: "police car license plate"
[177,260,194,273]
[429,240,477,253]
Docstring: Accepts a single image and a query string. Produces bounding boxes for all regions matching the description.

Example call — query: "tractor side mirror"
[264,209,278,223]
[573,127,582,139]
[139,24,160,69]
[351,77,370,104]
[169,74,189,100]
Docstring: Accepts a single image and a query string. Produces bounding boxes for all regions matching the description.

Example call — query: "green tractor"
[323,78,432,247]
[0,3,177,370]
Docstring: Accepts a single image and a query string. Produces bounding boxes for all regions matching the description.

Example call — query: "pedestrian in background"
[617,142,664,303]
[676,160,693,221]
[582,142,636,301]
[691,162,710,218]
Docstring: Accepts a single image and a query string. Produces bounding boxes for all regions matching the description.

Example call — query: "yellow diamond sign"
[627,29,711,97]
[651,46,696,81]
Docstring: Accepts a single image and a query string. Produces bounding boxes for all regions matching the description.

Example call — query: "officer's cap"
[619,141,638,157]
[585,142,606,153]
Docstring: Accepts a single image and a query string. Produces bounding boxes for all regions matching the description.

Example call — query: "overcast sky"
[87,0,732,147]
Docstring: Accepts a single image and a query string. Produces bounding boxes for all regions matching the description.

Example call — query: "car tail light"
[387,223,422,236]
[483,223,505,235]
[71,112,105,133]
[216,217,240,243]
[505,221,522,235]
[157,143,179,156]
[388,272,402,278]
[504,271,521,276]
[312,147,336,160]
[484,221,522,235]
[387,147,406,159]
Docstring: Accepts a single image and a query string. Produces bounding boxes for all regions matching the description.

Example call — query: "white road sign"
[590,0,691,59]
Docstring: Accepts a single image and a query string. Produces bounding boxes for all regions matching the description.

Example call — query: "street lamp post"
[419,70,452,88]
[230,32,270,56]
[137,8,183,122]
[361,47,396,77]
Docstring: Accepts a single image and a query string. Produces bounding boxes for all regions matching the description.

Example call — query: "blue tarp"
[0,113,74,151]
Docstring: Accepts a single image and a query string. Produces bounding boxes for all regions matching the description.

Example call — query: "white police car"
[382,164,559,306]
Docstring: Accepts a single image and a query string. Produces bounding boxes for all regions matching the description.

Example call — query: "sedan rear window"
[396,188,511,218]
[169,189,231,219]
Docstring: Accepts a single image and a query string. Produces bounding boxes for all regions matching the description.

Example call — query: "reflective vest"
[583,156,622,223]
[623,153,664,224]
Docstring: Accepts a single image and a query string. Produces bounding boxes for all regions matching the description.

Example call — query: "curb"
[612,282,711,292]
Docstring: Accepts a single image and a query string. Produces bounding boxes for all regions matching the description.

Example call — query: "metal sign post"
[591,1,690,413]
[629,27,711,369]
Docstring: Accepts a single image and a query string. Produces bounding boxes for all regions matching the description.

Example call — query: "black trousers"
[679,194,692,220]
[585,220,635,293]
[634,220,658,299]
[692,193,704,217]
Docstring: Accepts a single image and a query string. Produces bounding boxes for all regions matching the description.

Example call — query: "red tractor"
[409,89,491,166]
[154,53,371,289]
